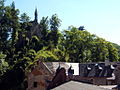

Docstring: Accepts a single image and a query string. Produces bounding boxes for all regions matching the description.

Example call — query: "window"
[33,82,37,88]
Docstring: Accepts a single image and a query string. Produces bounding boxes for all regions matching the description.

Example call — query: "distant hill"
[112,43,120,51]
[112,43,120,57]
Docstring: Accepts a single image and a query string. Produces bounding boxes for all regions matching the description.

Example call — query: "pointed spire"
[34,8,38,22]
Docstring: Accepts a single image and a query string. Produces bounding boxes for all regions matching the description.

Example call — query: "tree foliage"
[0,52,8,76]
[60,26,119,62]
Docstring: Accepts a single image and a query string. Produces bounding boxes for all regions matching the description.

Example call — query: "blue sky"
[5,0,120,45]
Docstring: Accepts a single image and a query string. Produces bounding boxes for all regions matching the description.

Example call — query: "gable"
[32,68,43,76]
[45,62,79,75]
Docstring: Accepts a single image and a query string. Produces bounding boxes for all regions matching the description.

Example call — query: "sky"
[5,0,120,45]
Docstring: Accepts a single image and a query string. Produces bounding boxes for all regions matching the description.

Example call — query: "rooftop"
[51,81,110,90]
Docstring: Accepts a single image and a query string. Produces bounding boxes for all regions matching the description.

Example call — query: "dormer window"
[68,66,74,75]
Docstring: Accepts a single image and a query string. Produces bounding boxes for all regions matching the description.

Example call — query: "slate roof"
[44,62,117,77]
[51,81,107,90]
[79,63,116,77]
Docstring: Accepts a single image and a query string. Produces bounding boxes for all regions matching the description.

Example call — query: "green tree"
[107,42,119,61]
[61,27,93,62]
[40,17,49,41]
[19,12,31,33]
[3,2,20,65]
[10,2,20,46]
[29,35,43,51]
[61,26,119,63]
[20,13,30,23]
[112,43,120,60]
[0,52,8,76]
[48,14,61,47]
[90,38,108,62]
[0,0,10,53]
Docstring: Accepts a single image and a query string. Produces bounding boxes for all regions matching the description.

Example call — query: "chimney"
[105,60,110,66]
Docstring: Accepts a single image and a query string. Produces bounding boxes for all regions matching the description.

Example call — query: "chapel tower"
[34,8,38,23]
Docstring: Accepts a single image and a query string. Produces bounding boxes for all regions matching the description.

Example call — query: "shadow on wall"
[47,67,66,89]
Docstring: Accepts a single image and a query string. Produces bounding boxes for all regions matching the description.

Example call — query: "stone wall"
[27,61,53,90]
[70,75,92,84]
[92,77,107,85]
[70,75,108,85]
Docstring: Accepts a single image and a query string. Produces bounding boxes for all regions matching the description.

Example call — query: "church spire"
[34,8,38,22]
